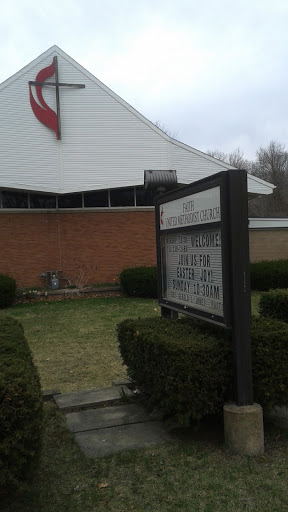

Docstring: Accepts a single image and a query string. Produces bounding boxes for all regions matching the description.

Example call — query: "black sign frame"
[155,171,231,328]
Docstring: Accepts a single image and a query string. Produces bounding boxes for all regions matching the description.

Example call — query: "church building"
[0,46,275,288]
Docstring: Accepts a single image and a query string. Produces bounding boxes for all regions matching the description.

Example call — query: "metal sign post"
[227,170,253,406]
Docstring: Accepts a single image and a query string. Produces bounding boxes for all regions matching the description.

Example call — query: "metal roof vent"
[144,170,177,192]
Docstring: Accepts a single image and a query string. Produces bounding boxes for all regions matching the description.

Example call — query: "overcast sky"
[1,0,288,160]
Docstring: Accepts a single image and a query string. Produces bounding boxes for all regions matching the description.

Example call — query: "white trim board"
[249,218,288,229]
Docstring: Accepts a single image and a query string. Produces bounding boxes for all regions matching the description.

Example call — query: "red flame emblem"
[29,58,59,139]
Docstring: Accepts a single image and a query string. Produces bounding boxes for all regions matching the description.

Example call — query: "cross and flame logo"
[29,58,59,139]
[29,56,85,140]
[160,206,164,225]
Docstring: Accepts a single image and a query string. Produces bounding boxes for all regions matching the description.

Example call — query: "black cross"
[29,56,85,140]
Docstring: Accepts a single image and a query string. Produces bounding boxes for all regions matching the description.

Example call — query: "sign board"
[155,173,231,327]
[155,169,254,405]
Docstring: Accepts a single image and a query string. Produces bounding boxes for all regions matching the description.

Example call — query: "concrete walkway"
[52,382,173,457]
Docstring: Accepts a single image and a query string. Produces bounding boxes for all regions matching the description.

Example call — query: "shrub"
[119,266,158,298]
[118,315,288,422]
[191,315,288,411]
[119,260,288,295]
[118,317,232,422]
[119,260,288,296]
[251,316,288,410]
[259,289,288,323]
[250,260,288,291]
[0,273,16,308]
[16,288,39,300]
[0,317,43,491]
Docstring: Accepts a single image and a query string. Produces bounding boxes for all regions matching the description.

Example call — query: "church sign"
[156,172,231,327]
[155,169,254,405]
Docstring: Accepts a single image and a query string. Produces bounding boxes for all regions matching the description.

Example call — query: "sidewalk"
[50,381,174,457]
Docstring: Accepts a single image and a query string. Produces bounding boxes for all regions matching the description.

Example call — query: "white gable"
[0,46,274,196]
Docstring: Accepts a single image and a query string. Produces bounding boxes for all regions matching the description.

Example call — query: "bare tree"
[206,147,251,170]
[252,141,288,184]
[249,141,288,216]
[206,142,288,215]
[154,120,178,139]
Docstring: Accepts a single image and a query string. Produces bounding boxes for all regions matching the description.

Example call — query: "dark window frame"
[0,187,156,209]
[110,187,135,207]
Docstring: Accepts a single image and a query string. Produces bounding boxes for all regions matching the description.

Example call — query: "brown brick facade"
[249,229,288,262]
[0,211,157,287]
[2,211,288,288]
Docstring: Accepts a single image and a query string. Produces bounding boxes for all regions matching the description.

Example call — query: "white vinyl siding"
[0,46,275,197]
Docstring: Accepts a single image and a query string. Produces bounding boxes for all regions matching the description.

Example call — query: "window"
[58,193,82,208]
[136,187,157,206]
[0,186,156,209]
[30,193,56,209]
[2,191,28,208]
[110,188,134,207]
[84,190,109,207]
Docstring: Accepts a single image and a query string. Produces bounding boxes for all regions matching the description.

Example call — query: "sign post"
[226,170,253,406]
[155,170,264,455]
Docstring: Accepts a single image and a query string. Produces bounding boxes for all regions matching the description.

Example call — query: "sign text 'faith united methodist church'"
[155,172,232,327]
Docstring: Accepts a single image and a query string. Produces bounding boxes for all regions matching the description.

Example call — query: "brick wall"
[2,211,288,288]
[249,229,288,262]
[0,211,157,287]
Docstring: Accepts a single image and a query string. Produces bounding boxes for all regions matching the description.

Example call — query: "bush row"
[118,315,288,422]
[259,289,288,323]
[250,259,288,291]
[0,317,43,491]
[0,273,16,308]
[119,260,288,298]
[119,266,158,298]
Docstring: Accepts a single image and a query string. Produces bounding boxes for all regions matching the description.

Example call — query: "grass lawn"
[0,296,159,392]
[2,293,288,511]
[0,293,262,394]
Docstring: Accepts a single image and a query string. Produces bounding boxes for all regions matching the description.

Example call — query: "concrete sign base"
[223,403,264,456]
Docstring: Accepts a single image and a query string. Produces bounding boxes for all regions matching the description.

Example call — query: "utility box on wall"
[40,270,63,289]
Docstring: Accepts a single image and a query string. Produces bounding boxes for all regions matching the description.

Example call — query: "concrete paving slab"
[42,389,61,402]
[54,386,133,412]
[66,403,151,433]
[74,421,173,457]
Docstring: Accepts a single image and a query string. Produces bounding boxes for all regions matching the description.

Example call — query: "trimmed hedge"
[118,315,288,422]
[250,316,288,410]
[118,317,232,423]
[0,273,16,308]
[250,259,288,291]
[0,317,43,491]
[259,289,288,323]
[119,266,158,298]
[119,260,288,296]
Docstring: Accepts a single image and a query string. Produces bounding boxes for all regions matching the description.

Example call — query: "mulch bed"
[15,290,123,305]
